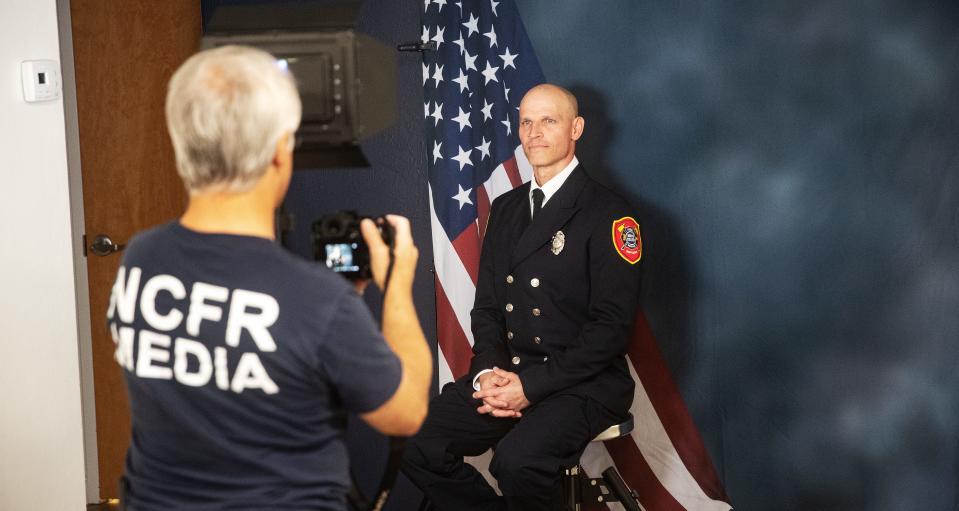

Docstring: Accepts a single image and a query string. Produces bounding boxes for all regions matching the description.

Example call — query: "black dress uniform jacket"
[468,164,642,417]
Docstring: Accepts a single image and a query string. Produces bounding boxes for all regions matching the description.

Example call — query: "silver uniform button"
[506,303,514,312]
[507,331,514,340]
[543,356,548,362]
[532,308,541,316]
[530,278,540,287]
[533,336,541,344]
[511,356,521,365]
[506,275,514,284]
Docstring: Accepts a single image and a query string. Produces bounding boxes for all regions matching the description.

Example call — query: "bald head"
[521,83,579,118]
[517,84,585,184]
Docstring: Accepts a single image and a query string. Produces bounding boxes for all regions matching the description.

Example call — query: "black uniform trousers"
[402,379,620,511]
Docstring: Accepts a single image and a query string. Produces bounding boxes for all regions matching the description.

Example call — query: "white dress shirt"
[527,156,579,217]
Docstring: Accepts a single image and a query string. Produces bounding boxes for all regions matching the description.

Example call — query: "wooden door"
[71,0,199,499]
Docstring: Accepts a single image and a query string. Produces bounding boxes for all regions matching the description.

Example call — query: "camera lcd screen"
[325,242,360,273]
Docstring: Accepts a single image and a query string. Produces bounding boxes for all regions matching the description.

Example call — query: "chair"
[563,414,642,511]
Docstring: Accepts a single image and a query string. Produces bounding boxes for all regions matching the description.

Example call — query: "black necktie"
[531,188,545,220]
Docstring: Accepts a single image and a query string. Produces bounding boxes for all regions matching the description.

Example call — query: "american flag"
[422,1,731,509]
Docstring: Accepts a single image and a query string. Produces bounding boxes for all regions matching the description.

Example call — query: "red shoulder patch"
[611,216,642,264]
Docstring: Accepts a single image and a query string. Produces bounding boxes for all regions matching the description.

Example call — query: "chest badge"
[550,230,565,255]
[612,217,642,264]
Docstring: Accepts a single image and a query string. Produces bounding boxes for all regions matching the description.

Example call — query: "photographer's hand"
[361,215,416,291]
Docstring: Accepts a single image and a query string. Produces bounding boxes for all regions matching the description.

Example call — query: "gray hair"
[165,45,301,193]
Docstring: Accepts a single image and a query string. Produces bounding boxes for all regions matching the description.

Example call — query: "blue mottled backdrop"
[519,1,959,509]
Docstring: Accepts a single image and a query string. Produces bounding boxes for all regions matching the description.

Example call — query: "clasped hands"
[473,367,530,418]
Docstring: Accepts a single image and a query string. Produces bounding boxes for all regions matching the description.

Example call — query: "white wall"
[0,1,90,509]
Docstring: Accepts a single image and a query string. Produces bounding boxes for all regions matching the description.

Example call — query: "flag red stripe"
[627,310,729,502]
[502,156,522,188]
[605,435,687,511]
[450,226,481,285]
[434,277,473,379]
[476,184,491,242]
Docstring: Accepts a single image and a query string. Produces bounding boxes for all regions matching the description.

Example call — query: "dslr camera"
[312,211,393,280]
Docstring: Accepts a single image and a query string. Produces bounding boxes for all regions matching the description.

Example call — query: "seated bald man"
[402,84,644,511]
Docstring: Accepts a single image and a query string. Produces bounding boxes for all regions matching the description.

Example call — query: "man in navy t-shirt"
[106,45,432,510]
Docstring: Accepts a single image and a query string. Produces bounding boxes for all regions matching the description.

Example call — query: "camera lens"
[319,216,346,237]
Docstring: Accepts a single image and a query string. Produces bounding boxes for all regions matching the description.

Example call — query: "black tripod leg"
[601,467,642,511]
[565,466,582,511]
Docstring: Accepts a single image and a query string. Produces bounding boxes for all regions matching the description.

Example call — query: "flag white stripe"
[484,162,516,202]
[514,144,533,182]
[428,185,477,347]
[625,360,732,511]
[483,147,534,204]
[437,344,455,387]
[579,359,730,511]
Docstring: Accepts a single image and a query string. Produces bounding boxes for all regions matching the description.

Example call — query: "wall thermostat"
[21,60,61,103]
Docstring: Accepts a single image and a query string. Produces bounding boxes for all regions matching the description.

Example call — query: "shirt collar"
[530,156,579,207]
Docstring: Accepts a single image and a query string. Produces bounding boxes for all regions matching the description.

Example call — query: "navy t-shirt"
[106,222,402,510]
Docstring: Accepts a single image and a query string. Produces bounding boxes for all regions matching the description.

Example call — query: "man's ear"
[268,133,295,205]
[272,133,293,171]
[571,116,585,141]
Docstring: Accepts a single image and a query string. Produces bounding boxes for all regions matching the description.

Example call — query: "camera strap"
[381,249,395,296]
[348,240,402,511]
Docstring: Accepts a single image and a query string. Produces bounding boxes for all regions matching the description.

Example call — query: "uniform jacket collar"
[510,163,588,268]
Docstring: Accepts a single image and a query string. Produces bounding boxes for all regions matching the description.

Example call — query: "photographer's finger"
[383,214,413,247]
[380,215,418,289]
[360,219,387,251]
[360,219,390,290]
